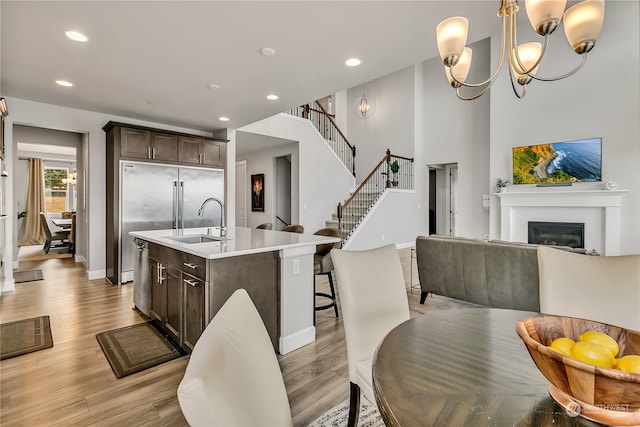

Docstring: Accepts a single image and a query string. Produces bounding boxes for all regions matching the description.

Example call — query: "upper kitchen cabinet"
[120,127,177,162]
[103,121,227,168]
[178,137,225,167]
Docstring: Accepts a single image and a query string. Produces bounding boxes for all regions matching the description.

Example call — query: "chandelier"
[62,171,77,187]
[354,95,375,119]
[436,0,605,100]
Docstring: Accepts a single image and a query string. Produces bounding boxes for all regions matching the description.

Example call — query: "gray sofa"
[415,235,541,312]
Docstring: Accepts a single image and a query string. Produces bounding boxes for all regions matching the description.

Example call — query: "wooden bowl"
[515,314,640,424]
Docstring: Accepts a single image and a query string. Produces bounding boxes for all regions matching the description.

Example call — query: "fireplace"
[528,221,585,248]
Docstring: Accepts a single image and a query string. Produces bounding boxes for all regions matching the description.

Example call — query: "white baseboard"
[279,326,315,355]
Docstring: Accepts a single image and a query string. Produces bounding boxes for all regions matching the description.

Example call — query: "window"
[44,166,76,213]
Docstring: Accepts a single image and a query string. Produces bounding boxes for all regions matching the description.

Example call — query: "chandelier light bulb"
[436,17,469,67]
[512,42,543,84]
[525,0,567,35]
[445,47,472,87]
[563,0,605,54]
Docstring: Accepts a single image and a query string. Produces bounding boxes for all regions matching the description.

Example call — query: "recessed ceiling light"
[345,58,362,67]
[207,83,220,90]
[260,47,276,57]
[266,94,279,101]
[56,80,74,87]
[219,116,230,122]
[65,31,88,42]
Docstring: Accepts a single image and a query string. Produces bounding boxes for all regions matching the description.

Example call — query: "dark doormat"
[96,322,185,378]
[0,315,53,360]
[14,269,44,283]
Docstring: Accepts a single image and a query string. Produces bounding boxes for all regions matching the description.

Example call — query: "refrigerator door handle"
[180,181,185,230]
[173,181,178,230]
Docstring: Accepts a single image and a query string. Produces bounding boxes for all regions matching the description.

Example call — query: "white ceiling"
[1,1,504,134]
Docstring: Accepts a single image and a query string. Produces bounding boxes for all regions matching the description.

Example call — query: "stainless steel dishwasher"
[133,238,151,316]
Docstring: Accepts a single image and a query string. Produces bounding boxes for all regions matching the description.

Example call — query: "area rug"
[13,269,44,283]
[0,315,53,360]
[96,322,185,379]
[309,397,384,427]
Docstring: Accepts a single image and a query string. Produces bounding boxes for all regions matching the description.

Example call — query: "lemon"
[616,355,640,374]
[578,331,619,358]
[571,341,616,368]
[549,337,575,356]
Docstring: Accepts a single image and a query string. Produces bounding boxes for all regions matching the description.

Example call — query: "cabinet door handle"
[148,147,152,159]
[152,147,156,159]
[183,262,198,270]
[157,264,165,284]
[184,278,199,287]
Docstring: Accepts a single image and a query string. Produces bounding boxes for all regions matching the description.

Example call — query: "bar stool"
[281,224,304,233]
[313,227,341,318]
[256,223,273,230]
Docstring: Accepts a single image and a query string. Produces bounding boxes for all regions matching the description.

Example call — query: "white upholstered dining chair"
[537,246,640,331]
[330,244,410,427]
[177,289,293,427]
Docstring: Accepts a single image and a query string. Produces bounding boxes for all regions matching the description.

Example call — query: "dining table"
[51,217,72,230]
[372,308,601,426]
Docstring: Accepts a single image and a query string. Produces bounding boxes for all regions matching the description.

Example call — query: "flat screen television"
[512,137,602,185]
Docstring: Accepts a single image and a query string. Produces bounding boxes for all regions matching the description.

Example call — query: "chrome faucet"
[197,197,226,237]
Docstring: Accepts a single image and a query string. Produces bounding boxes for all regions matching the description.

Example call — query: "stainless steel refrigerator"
[120,161,224,283]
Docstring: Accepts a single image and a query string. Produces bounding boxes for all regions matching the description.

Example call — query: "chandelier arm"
[448,13,508,89]
[527,54,587,82]
[512,30,549,77]
[455,82,494,101]
[508,62,526,99]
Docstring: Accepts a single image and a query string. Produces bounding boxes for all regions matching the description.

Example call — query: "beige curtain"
[18,159,46,245]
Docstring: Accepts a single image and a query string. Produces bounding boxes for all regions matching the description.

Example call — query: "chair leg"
[420,291,428,304]
[327,272,339,318]
[43,240,50,254]
[348,382,361,427]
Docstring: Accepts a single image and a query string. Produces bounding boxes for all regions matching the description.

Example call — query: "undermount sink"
[165,234,226,244]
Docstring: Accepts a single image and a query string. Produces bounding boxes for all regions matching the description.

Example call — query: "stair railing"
[288,101,356,177]
[337,149,414,243]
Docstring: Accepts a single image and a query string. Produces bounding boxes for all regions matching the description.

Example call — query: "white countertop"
[129,226,341,259]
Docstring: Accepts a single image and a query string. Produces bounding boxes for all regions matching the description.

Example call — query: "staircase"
[288,101,414,244]
[287,101,356,176]
[332,150,414,244]
[325,191,380,238]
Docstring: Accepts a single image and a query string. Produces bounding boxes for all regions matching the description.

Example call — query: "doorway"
[428,162,458,236]
[274,155,291,230]
[14,125,82,266]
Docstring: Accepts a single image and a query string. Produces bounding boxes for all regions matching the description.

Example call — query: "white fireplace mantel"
[496,189,629,255]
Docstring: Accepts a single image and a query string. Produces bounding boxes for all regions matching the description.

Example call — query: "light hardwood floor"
[1,248,470,426]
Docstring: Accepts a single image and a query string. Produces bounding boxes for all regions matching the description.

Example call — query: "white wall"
[2,97,216,291]
[238,114,355,233]
[489,1,640,254]
[240,140,299,229]
[347,66,415,182]
[423,38,492,240]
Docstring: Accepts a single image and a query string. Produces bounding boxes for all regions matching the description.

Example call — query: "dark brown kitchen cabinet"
[182,272,205,352]
[147,242,208,351]
[178,136,225,167]
[148,243,183,344]
[120,127,177,162]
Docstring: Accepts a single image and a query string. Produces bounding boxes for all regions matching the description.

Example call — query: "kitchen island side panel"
[209,251,279,351]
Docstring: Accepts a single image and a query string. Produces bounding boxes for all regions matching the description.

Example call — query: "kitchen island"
[129,226,340,354]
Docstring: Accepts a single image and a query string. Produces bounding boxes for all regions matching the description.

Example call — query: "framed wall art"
[251,173,264,212]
